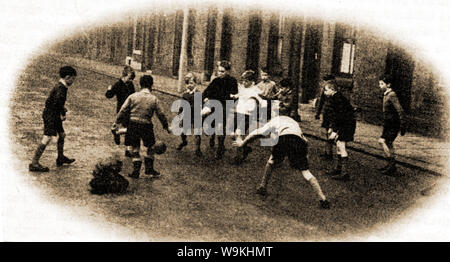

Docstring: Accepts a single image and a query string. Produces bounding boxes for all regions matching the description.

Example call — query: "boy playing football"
[233,115,330,209]
[29,66,77,172]
[113,75,170,179]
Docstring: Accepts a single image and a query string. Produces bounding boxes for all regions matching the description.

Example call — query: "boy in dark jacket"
[324,79,356,181]
[202,60,238,159]
[378,74,406,176]
[106,66,135,156]
[315,75,337,159]
[29,66,77,172]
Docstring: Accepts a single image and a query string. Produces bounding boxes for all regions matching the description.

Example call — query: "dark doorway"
[145,19,157,70]
[385,46,414,114]
[204,8,217,81]
[266,14,280,74]
[301,22,322,103]
[246,13,262,73]
[287,20,303,118]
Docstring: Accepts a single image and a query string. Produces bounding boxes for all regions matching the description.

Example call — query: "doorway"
[301,22,322,103]
[385,46,414,114]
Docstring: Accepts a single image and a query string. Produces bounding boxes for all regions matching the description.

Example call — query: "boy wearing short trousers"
[114,75,170,179]
[378,74,406,176]
[233,115,330,209]
[324,80,356,181]
[29,66,77,172]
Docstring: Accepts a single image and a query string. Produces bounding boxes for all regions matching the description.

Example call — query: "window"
[340,42,355,74]
[332,23,356,77]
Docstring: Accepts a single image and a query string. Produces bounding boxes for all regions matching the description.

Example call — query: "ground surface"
[8,55,442,241]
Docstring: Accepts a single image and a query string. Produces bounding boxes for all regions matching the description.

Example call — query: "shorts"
[381,121,400,143]
[43,113,64,136]
[321,111,331,129]
[125,121,155,148]
[271,135,309,171]
[336,120,356,142]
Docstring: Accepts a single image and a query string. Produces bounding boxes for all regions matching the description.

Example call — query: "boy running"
[378,74,406,176]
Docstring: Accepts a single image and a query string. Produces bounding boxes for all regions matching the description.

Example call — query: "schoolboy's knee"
[41,135,52,145]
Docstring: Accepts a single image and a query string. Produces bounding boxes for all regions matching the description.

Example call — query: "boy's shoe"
[111,129,120,145]
[145,169,160,178]
[320,200,331,209]
[331,173,350,181]
[233,156,244,165]
[215,148,225,160]
[325,169,341,177]
[29,163,49,172]
[125,150,132,157]
[256,186,267,196]
[176,141,188,151]
[242,146,252,160]
[195,149,203,157]
[128,171,140,179]
[56,156,75,167]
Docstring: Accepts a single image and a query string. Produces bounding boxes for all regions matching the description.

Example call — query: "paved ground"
[53,52,449,176]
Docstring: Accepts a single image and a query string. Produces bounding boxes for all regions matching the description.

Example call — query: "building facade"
[53,7,448,137]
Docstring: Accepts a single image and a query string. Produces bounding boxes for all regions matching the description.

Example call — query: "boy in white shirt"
[232,70,264,164]
[233,115,330,209]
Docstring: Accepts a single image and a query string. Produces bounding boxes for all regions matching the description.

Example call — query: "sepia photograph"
[1,0,450,244]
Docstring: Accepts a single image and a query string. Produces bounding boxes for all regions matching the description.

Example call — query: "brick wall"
[50,8,446,137]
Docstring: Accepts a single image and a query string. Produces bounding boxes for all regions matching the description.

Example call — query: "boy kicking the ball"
[233,115,330,209]
[113,75,170,179]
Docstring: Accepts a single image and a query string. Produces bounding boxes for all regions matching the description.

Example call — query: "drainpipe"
[177,6,189,93]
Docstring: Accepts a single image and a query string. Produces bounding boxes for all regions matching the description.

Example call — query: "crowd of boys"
[28,61,407,210]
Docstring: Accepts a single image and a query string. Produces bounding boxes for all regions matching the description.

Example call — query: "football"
[153,141,167,155]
